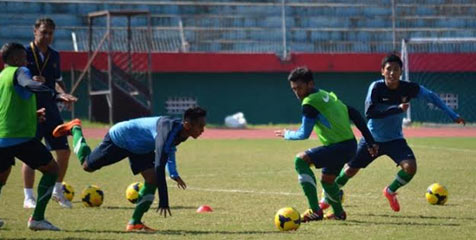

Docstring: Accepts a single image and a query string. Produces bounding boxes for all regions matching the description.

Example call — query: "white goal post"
[400,37,476,124]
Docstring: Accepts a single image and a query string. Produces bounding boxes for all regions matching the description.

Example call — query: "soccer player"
[275,67,378,221]
[53,107,206,232]
[22,17,78,209]
[326,53,465,212]
[0,42,76,230]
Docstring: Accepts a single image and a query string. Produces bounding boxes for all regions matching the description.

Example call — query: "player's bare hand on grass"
[172,176,187,190]
[399,103,410,112]
[455,117,466,126]
[56,93,78,103]
[274,129,286,138]
[368,144,379,157]
[32,75,45,83]
[157,207,172,218]
[36,108,46,122]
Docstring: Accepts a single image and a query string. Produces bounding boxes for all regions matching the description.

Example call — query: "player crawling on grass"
[53,107,206,232]
[275,67,378,221]
[321,53,466,212]
[0,42,76,231]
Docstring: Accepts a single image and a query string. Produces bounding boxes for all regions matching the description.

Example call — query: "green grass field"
[1,137,475,239]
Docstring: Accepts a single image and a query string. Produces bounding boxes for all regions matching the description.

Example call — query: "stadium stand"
[0,0,475,54]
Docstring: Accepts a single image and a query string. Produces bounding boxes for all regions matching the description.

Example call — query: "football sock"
[71,126,91,165]
[295,157,320,212]
[32,173,57,221]
[130,183,156,224]
[24,188,35,199]
[335,167,351,188]
[388,169,414,193]
[321,181,344,215]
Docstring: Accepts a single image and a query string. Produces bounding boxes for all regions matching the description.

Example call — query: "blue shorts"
[0,138,54,172]
[36,100,69,151]
[305,139,357,175]
[348,138,416,169]
[86,133,154,175]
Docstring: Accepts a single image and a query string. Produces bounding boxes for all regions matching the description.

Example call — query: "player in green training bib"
[275,67,378,221]
[0,42,76,231]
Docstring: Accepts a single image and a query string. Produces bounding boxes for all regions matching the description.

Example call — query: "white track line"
[409,144,476,153]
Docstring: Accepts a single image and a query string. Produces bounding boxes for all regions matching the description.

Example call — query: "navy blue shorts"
[0,139,54,172]
[36,101,69,151]
[305,139,357,175]
[348,138,416,169]
[86,133,154,175]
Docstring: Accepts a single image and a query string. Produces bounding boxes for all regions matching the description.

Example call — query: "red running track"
[82,127,476,139]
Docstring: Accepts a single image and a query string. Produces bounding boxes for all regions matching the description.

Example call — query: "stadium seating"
[0,0,475,53]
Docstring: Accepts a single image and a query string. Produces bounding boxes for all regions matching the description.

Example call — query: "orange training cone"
[196,205,213,213]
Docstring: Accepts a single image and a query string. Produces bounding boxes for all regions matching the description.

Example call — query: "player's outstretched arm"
[166,151,187,190]
[347,105,379,157]
[276,116,315,140]
[417,85,463,123]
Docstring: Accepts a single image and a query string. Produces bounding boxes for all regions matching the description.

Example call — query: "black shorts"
[305,139,357,175]
[86,133,155,175]
[348,138,416,169]
[0,139,54,172]
[36,101,69,151]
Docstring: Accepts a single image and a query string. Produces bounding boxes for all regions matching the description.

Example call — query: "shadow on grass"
[64,229,280,236]
[340,219,460,227]
[2,237,109,240]
[355,213,475,221]
[103,205,196,210]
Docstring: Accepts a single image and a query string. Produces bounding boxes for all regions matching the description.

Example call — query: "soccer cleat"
[126,222,157,232]
[0,219,4,228]
[300,209,323,222]
[23,198,37,209]
[52,119,81,138]
[52,192,73,209]
[383,187,400,212]
[324,211,347,220]
[28,217,61,231]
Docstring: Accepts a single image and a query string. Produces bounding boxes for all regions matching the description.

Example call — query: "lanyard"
[30,42,50,77]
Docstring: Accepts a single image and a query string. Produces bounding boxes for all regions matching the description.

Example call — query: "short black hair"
[34,17,56,30]
[288,67,313,83]
[184,106,207,123]
[381,52,403,69]
[1,42,26,63]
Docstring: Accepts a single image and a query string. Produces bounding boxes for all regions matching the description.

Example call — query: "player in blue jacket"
[53,107,206,232]
[320,53,465,212]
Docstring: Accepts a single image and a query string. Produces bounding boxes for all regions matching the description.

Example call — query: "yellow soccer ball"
[81,185,104,207]
[274,207,301,231]
[126,182,143,204]
[61,182,74,201]
[425,183,448,205]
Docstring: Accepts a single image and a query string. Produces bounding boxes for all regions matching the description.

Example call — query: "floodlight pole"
[281,0,287,59]
[87,17,93,121]
[147,13,154,114]
[391,0,396,50]
[107,12,114,124]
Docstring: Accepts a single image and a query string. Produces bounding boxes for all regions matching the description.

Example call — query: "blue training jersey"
[109,116,160,154]
[108,116,180,177]
[365,80,460,142]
